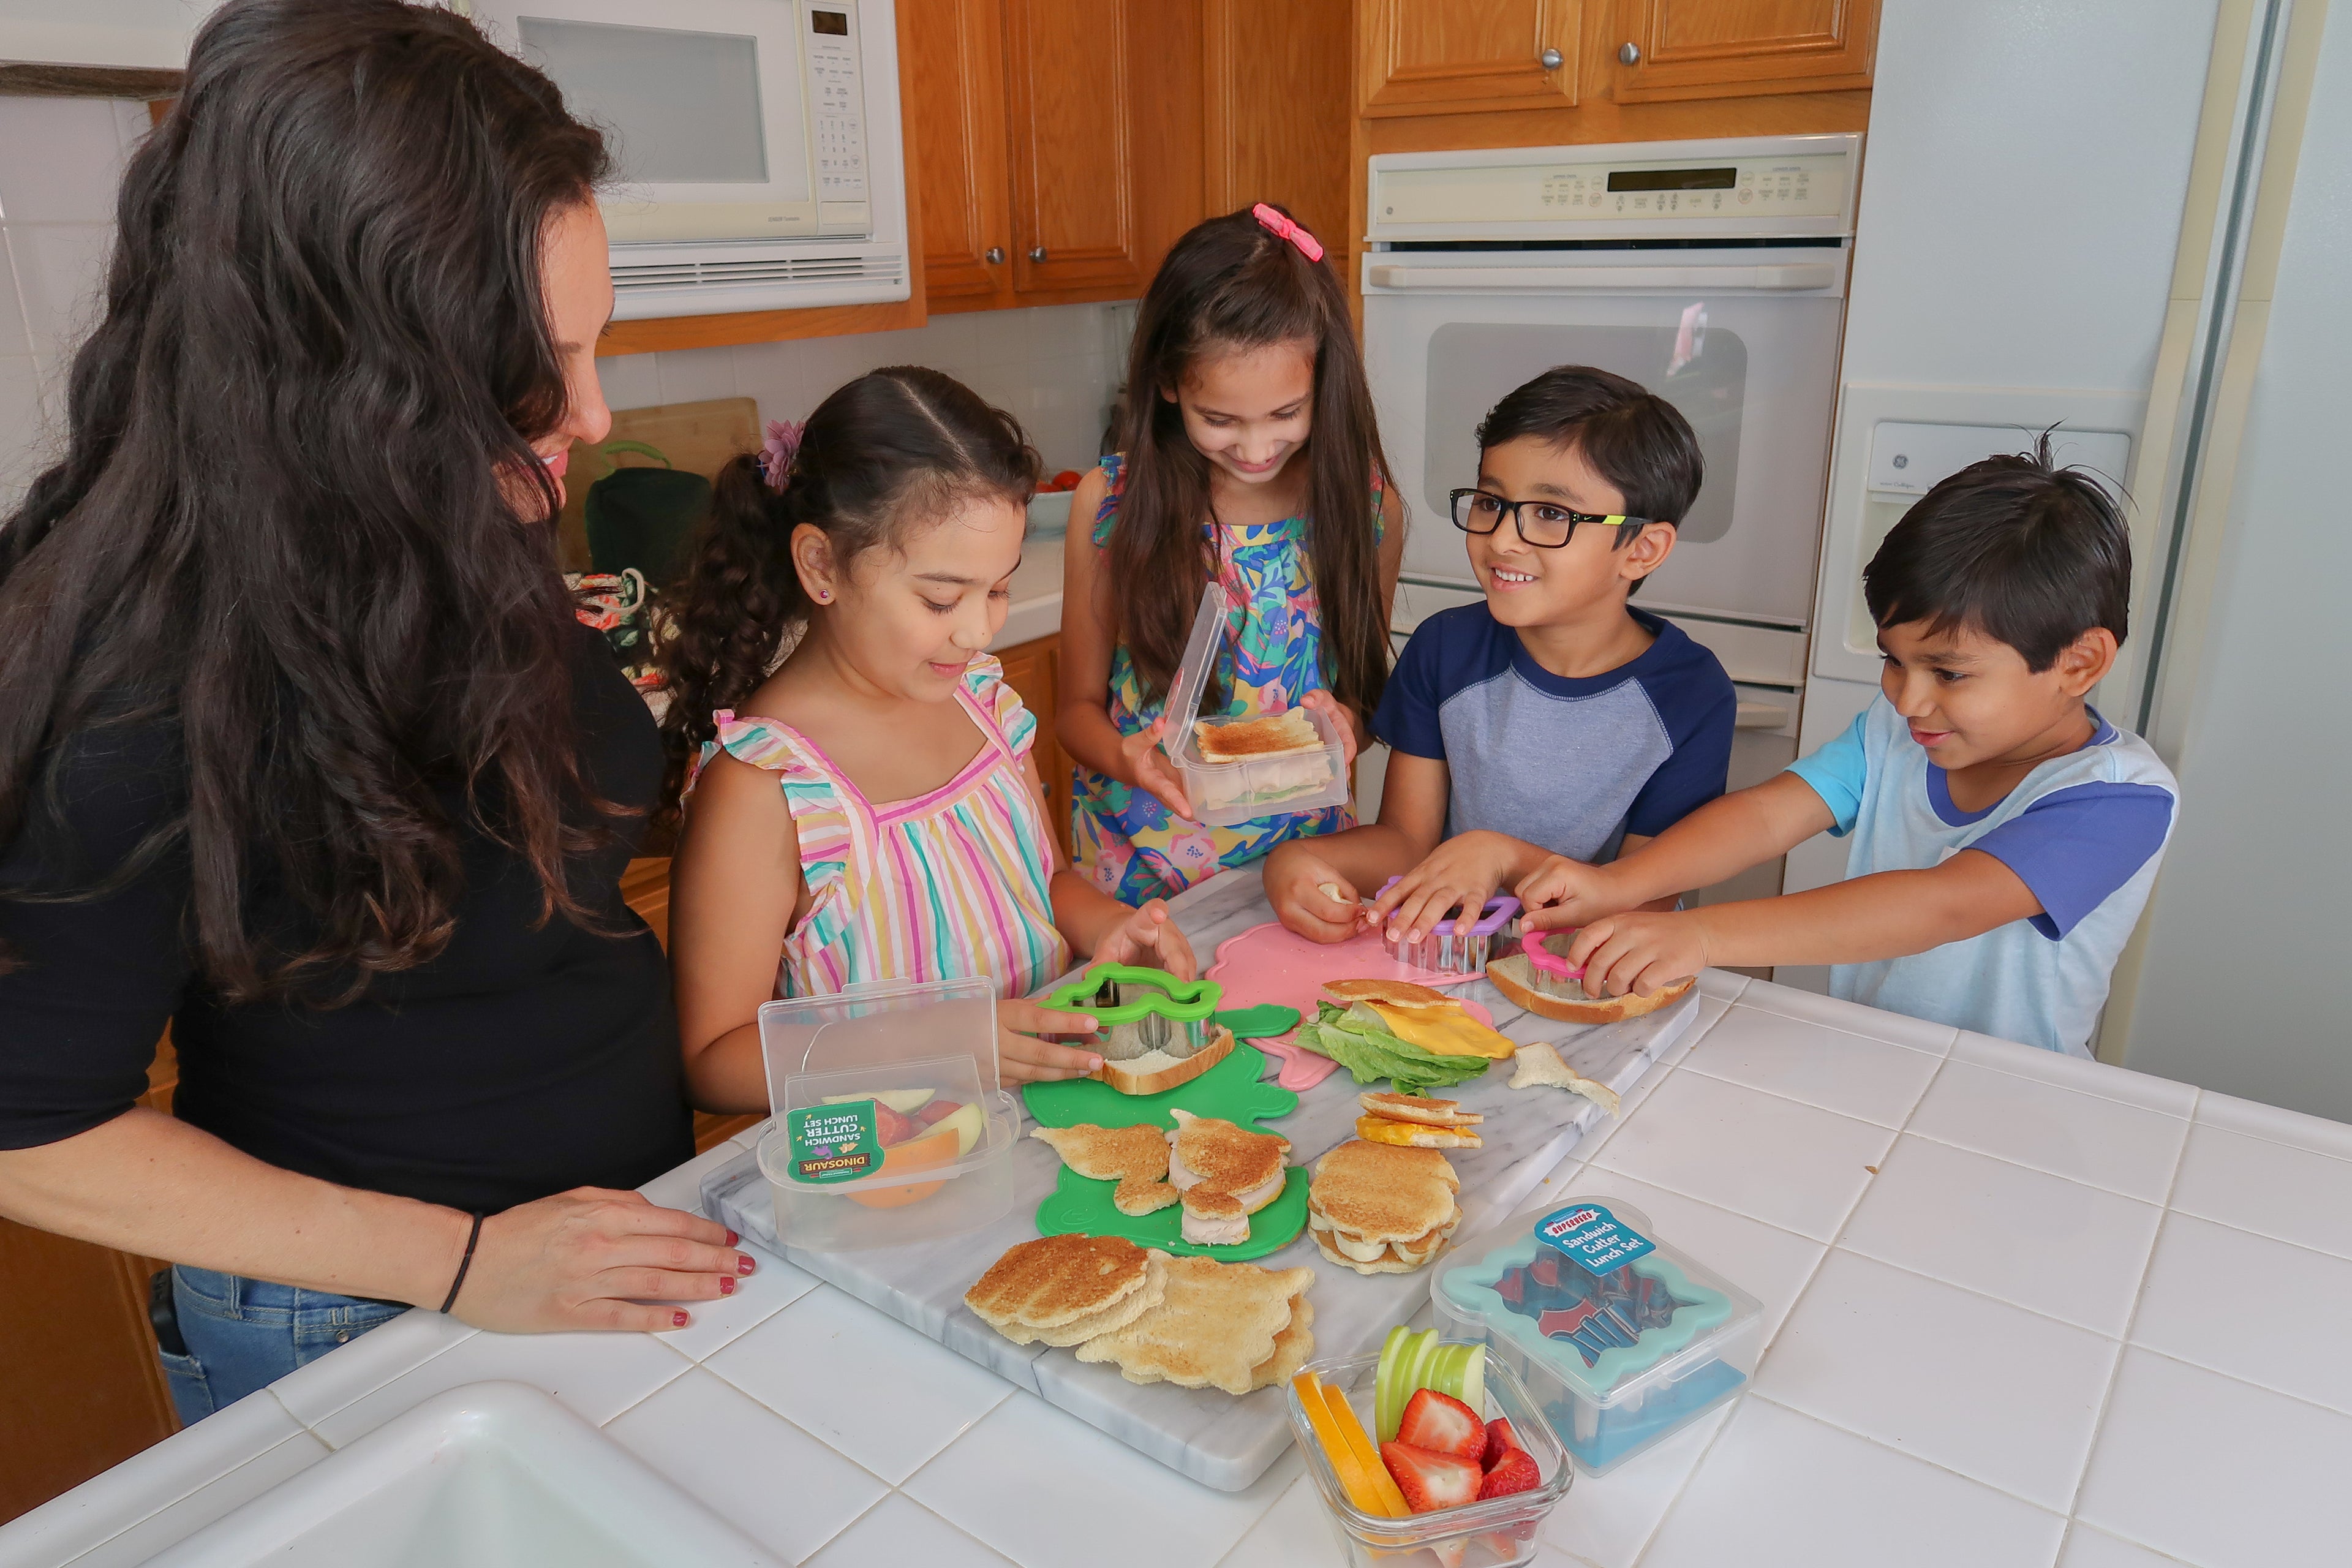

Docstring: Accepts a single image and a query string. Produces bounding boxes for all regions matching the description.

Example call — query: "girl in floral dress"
[1059,205,1404,903]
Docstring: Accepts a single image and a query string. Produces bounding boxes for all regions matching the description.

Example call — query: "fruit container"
[1377,880,1521,974]
[1039,963,1224,1062]
[1161,581,1350,829]
[1517,932,1593,1000]
[1433,1196,1762,1476]
[1288,1349,1572,1568]
[755,976,1019,1251]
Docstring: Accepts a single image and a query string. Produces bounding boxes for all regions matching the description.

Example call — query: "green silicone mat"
[1022,1039,1308,1261]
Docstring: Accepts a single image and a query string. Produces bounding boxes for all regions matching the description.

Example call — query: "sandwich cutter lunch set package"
[753,976,1022,1251]
[1161,581,1351,829]
[1433,1196,1762,1476]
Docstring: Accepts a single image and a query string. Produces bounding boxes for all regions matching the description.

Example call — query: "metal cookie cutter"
[1376,879,1521,975]
[1041,964,1224,1062]
[1520,929,1594,998]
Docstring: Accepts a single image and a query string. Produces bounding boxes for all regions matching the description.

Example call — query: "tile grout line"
[1629,1036,1959,1568]
[2057,1085,2198,1526]
[1741,1391,2070,1525]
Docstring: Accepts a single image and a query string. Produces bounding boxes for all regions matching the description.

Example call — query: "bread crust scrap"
[1507,1041,1623,1115]
[1485,950,1695,1024]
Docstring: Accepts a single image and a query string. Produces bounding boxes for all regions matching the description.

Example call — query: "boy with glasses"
[1264,365,1736,945]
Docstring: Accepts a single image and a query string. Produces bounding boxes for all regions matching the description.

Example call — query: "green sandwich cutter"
[1043,963,1224,1063]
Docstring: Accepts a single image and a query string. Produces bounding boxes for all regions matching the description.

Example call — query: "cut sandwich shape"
[1193,708,1321,761]
[1030,1123,1178,1216]
[1167,1108,1290,1215]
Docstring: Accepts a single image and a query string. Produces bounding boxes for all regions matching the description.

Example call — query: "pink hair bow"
[758,419,804,492]
[1253,203,1324,263]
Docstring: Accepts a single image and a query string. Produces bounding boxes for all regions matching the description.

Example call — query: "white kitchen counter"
[10,952,2352,1567]
[989,533,1065,652]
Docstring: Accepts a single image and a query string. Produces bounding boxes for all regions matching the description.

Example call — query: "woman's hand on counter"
[454,1188,753,1333]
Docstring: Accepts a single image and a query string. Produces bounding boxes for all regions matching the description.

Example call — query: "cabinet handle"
[1028,246,1048,263]
[1618,42,1640,66]
[1539,47,1563,69]
[984,246,1005,265]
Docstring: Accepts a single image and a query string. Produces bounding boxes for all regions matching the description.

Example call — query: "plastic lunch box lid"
[1433,1194,1762,1403]
[1159,581,1231,771]
[757,974,1002,1118]
[1373,878,1521,937]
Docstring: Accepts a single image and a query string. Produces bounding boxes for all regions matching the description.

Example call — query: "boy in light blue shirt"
[1513,437,2177,1056]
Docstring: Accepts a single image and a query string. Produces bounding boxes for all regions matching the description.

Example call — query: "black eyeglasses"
[1448,488,1655,549]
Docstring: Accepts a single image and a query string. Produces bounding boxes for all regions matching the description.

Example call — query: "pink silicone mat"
[1205,921,1494,1088]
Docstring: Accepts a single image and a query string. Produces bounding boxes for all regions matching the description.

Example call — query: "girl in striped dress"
[657,368,1193,1101]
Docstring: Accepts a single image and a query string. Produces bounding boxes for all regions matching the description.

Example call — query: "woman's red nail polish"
[673,1310,690,1327]
[725,1229,739,1247]
[737,1253,756,1275]
[719,1276,736,1295]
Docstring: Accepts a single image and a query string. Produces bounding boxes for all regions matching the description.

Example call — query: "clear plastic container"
[1432,1195,1762,1476]
[1161,581,1351,829]
[1287,1348,1572,1568]
[1377,879,1521,974]
[754,976,1019,1251]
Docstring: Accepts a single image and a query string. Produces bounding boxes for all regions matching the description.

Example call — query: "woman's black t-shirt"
[0,626,693,1214]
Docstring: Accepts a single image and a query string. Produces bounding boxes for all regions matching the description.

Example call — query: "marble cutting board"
[701,868,1698,1491]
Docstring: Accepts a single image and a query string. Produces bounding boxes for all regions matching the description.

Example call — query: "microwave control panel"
[805,3,871,233]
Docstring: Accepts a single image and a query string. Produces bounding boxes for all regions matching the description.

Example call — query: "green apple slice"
[1376,1325,1414,1441]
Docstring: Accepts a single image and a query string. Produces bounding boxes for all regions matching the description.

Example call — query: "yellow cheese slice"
[1366,1001,1518,1059]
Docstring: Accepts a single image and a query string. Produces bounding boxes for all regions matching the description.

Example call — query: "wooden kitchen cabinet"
[1604,0,1878,102]
[904,0,1203,312]
[993,633,1074,859]
[1357,0,1583,118]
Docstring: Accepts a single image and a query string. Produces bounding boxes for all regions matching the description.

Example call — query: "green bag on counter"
[584,441,709,590]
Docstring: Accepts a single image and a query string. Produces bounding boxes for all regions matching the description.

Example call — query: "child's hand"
[1298,690,1360,772]
[997,998,1107,1084]
[1373,832,1519,944]
[1118,718,1196,821]
[1517,854,1629,932]
[1564,911,1709,998]
[1094,897,1199,980]
[1264,842,1368,943]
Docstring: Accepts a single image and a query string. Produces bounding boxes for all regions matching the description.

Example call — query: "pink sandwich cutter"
[1520,929,1594,999]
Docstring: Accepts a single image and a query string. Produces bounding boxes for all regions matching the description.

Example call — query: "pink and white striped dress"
[686,655,1071,1001]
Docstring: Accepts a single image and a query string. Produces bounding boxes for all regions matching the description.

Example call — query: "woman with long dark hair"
[0,0,746,1422]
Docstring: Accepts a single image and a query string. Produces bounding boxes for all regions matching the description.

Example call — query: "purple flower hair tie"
[758,419,804,492]
[1252,203,1324,263]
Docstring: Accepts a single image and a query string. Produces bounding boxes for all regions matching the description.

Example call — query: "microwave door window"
[1422,319,1747,547]
[519,18,770,186]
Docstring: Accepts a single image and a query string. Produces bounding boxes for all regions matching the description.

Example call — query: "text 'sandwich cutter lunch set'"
[1374,879,1521,976]
[1161,581,1351,828]
[753,976,1020,1251]
[1433,1196,1762,1475]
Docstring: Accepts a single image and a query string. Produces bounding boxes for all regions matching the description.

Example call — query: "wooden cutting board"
[558,396,761,571]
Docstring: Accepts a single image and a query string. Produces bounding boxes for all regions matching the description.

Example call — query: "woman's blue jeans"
[159,1265,409,1425]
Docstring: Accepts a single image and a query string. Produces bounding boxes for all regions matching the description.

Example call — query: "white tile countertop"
[989,532,1065,652]
[10,967,2352,1567]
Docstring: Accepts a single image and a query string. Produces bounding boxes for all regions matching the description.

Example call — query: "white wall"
[0,96,148,511]
[2121,7,2352,1120]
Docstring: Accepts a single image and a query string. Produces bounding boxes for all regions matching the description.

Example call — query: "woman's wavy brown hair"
[1107,204,1398,718]
[0,0,619,1003]
[655,368,1041,820]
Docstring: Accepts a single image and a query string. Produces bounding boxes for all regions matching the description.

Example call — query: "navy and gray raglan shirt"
[1373,604,1738,862]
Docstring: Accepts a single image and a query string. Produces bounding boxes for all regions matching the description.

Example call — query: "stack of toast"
[965,1233,1314,1396]
[1032,1109,1291,1248]
[1355,1090,1484,1148]
[1306,1137,1464,1275]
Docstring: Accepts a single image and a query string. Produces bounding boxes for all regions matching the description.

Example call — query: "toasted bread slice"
[1090,1023,1234,1096]
[1017,1251,1169,1347]
[1306,1139,1458,1245]
[1075,1254,1314,1395]
[1166,1108,1290,1196]
[1358,1091,1483,1128]
[1507,1040,1623,1114]
[1486,951,1695,1024]
[1247,1295,1316,1391]
[1322,977,1455,1011]
[965,1233,1154,1335]
[1030,1124,1179,1215]
[1355,1114,1483,1150]
[1194,709,1320,761]
[1179,1187,1251,1246]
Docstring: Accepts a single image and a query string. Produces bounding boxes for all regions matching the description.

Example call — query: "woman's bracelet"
[439,1212,486,1314]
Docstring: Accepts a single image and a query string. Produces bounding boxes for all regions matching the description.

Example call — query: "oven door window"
[1423,319,1746,545]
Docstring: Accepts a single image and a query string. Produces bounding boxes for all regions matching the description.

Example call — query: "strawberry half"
[1482,1417,1521,1471]
[1379,1441,1484,1514]
[1395,1388,1485,1461]
[1477,1446,1542,1501]
[871,1102,918,1147]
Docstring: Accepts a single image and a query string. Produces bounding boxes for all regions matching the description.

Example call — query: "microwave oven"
[469,0,910,319]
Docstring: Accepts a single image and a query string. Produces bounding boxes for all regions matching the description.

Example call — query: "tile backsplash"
[0,96,149,511]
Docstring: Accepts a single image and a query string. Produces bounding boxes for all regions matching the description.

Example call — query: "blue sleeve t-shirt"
[1786,698,2179,1057]
[1374,604,1736,862]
